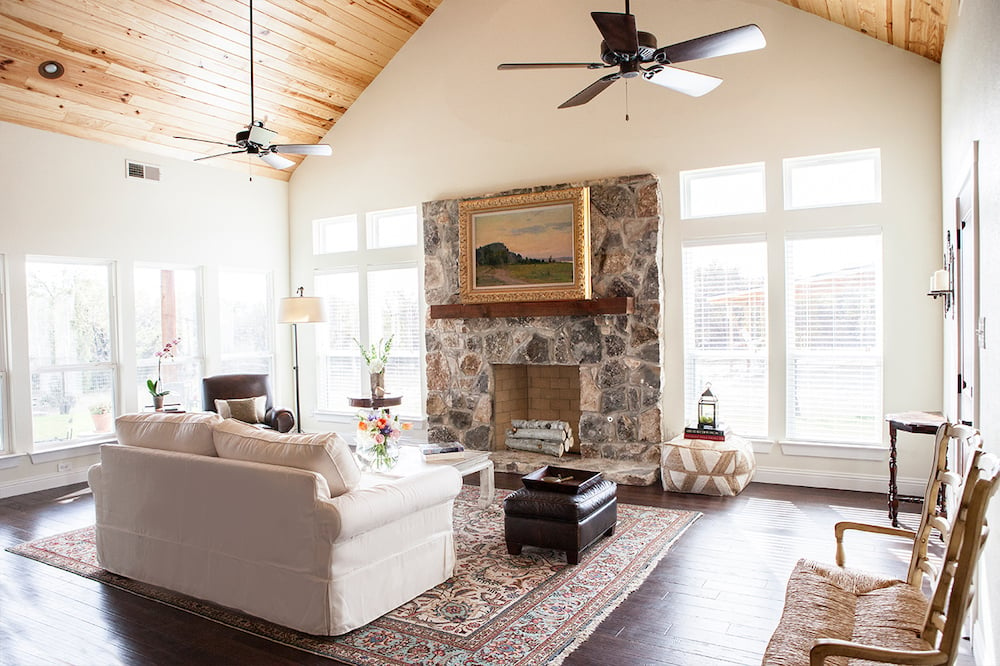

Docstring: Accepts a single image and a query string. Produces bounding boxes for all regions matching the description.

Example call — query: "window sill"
[28,439,111,464]
[0,453,26,470]
[778,440,887,461]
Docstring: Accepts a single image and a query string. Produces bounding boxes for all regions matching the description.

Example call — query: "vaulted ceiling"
[0,0,947,182]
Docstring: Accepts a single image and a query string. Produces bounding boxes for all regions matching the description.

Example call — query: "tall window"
[26,258,117,446]
[219,269,274,375]
[785,232,883,444]
[682,239,769,437]
[134,266,203,411]
[313,206,424,420]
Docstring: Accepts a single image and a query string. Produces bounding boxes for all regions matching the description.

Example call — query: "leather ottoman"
[503,477,617,564]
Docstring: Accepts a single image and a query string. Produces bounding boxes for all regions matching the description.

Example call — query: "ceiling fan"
[174,0,332,170]
[498,1,766,108]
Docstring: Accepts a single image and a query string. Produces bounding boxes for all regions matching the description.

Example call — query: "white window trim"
[783,148,882,211]
[779,440,887,460]
[680,161,766,220]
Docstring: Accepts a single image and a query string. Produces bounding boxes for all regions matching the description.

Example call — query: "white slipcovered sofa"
[88,412,462,635]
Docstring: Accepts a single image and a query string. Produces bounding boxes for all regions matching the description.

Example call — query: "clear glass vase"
[355,431,400,472]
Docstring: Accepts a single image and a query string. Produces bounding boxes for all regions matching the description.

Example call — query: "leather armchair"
[202,374,294,433]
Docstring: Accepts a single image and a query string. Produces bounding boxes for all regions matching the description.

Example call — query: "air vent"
[126,160,161,182]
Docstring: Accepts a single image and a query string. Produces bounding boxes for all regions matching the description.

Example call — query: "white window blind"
[219,269,274,375]
[134,266,203,411]
[26,258,118,447]
[367,266,422,417]
[682,239,768,437]
[785,232,882,444]
[315,271,361,411]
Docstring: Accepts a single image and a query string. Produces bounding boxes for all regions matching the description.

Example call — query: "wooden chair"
[835,423,982,587]
[763,428,998,666]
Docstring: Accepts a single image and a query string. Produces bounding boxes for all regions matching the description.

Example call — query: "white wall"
[941,0,1000,660]
[290,0,942,490]
[0,121,290,497]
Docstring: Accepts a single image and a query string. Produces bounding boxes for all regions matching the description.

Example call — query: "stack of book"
[683,424,729,441]
[419,442,466,461]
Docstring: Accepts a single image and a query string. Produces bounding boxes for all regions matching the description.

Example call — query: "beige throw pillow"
[213,419,361,498]
[115,412,223,456]
[215,396,266,424]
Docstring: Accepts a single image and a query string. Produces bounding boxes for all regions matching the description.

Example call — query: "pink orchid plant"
[147,338,181,398]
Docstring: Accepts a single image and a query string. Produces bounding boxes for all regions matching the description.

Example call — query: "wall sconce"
[927,230,954,314]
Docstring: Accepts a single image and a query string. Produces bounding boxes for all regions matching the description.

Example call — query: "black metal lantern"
[698,384,718,429]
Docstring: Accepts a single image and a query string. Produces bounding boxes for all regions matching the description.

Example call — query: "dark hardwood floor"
[0,475,974,665]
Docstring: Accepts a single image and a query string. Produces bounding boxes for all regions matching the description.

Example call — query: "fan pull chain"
[625,80,630,122]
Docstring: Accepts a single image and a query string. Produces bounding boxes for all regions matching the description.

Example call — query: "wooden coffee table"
[425,450,495,508]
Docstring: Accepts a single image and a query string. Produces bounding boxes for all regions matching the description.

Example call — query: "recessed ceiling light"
[38,61,65,79]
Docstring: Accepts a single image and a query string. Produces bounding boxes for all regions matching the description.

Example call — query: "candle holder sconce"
[927,230,954,315]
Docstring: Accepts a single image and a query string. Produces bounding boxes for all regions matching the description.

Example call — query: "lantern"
[698,384,718,429]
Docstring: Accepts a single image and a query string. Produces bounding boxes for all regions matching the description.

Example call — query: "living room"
[0,0,997,663]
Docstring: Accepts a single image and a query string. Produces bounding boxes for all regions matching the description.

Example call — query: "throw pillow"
[213,419,362,498]
[214,396,266,424]
[115,412,223,456]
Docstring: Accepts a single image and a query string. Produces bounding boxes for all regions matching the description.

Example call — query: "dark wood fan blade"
[498,62,607,70]
[654,24,766,64]
[272,144,332,156]
[558,73,620,109]
[591,12,638,54]
[174,136,241,148]
[645,66,722,97]
[194,149,246,161]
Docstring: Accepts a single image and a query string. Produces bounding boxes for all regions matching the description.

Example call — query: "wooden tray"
[522,465,602,495]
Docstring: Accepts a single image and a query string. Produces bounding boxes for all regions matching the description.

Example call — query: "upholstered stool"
[503,478,617,564]
[660,433,755,496]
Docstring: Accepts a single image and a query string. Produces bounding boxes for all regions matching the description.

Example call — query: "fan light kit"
[498,0,766,109]
[175,0,332,170]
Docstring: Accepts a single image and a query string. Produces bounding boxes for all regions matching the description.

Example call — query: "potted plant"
[147,338,180,410]
[89,401,113,433]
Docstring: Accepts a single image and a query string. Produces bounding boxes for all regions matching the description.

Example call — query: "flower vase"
[370,371,385,400]
[152,395,165,411]
[355,431,400,472]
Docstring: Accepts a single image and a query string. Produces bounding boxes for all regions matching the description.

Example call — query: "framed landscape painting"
[458,187,591,303]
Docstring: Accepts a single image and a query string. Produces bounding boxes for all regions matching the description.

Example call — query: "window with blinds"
[367,266,422,417]
[218,269,274,376]
[315,271,362,412]
[785,232,883,444]
[682,239,769,438]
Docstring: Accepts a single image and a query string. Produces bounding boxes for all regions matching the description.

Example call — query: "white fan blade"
[259,152,295,169]
[272,144,332,156]
[645,66,722,97]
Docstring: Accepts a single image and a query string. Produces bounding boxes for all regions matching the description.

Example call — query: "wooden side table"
[885,411,945,527]
[348,394,402,410]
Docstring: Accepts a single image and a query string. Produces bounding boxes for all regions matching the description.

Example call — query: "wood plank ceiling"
[0,0,946,182]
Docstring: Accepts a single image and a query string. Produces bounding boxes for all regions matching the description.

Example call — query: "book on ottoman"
[684,423,731,441]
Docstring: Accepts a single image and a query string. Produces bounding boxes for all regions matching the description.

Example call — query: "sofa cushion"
[115,412,222,456]
[213,419,361,497]
[215,396,266,424]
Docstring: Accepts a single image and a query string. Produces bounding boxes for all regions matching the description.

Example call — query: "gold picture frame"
[458,187,591,303]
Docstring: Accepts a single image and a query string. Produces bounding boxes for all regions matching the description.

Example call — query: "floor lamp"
[278,287,326,433]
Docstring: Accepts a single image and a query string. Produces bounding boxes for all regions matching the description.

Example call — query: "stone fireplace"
[422,174,663,483]
[493,364,582,453]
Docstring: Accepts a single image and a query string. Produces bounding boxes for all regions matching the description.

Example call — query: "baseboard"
[0,468,91,499]
[753,466,925,496]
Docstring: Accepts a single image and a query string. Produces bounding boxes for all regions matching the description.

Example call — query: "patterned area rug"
[8,487,699,665]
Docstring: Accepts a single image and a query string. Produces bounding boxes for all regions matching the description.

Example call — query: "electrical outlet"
[56,462,70,473]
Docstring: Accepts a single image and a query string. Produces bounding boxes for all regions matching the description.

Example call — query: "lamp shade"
[278,295,326,324]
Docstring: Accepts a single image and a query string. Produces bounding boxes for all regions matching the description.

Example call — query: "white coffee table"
[425,450,495,508]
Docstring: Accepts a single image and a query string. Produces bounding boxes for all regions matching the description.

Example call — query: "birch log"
[505,435,565,457]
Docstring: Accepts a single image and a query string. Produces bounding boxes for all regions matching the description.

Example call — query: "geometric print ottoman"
[660,433,756,496]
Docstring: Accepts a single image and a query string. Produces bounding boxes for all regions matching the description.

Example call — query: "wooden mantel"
[428,297,633,319]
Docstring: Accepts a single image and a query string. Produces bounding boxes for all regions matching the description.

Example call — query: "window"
[783,149,881,210]
[785,231,883,444]
[313,206,425,421]
[680,162,766,219]
[315,270,361,412]
[219,269,274,375]
[313,215,358,254]
[0,256,8,454]
[682,239,769,437]
[134,266,203,411]
[26,258,117,446]
[367,207,419,249]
